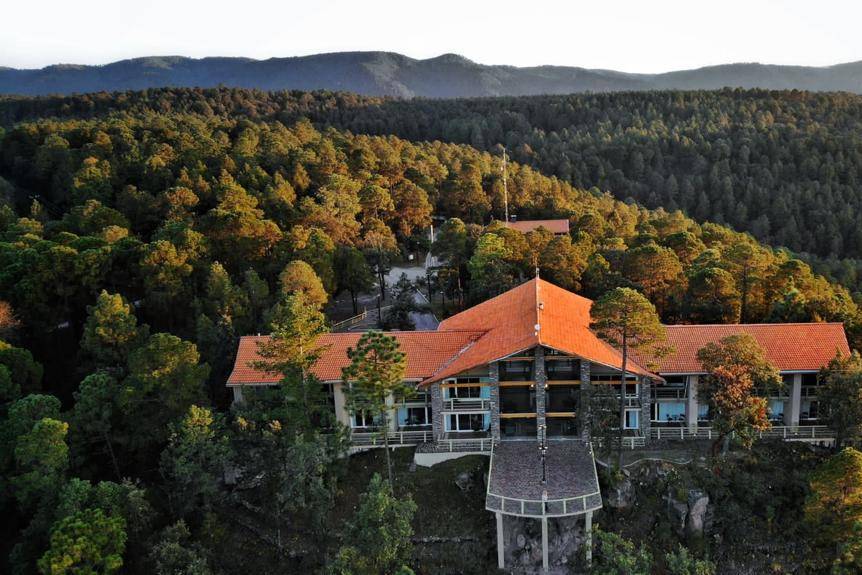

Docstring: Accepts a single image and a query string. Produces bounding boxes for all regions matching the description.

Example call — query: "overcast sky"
[3,0,861,72]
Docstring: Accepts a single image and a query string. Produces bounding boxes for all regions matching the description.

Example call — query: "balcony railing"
[649,425,835,441]
[651,387,687,400]
[443,398,491,411]
[350,429,433,447]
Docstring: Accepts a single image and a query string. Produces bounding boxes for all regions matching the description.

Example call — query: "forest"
[1,90,862,573]
[8,87,862,291]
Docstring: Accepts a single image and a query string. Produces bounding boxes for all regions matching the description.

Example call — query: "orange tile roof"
[503,219,570,235]
[227,330,485,385]
[227,278,851,389]
[424,278,655,384]
[640,323,850,374]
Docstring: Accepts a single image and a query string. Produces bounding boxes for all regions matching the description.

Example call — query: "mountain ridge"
[2,52,862,96]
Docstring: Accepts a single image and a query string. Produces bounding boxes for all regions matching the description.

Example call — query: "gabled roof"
[643,323,850,374]
[422,278,655,384]
[227,330,485,385]
[503,219,570,235]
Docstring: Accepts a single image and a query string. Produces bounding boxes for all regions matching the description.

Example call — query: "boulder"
[687,490,710,537]
[607,475,635,509]
[455,471,474,491]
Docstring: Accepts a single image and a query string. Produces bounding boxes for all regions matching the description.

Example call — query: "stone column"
[686,375,699,431]
[535,347,547,442]
[489,362,501,441]
[541,516,549,573]
[785,373,802,427]
[496,512,505,569]
[579,360,592,440]
[640,377,652,442]
[584,510,593,567]
[386,393,398,433]
[430,382,444,441]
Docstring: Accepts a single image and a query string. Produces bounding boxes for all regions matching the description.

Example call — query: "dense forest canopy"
[6,87,862,292]
[1,89,862,573]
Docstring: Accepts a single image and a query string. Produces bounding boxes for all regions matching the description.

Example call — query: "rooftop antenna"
[502,147,509,223]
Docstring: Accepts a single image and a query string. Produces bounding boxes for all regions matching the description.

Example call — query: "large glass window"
[445,413,489,432]
[500,417,537,437]
[500,360,533,381]
[651,401,686,424]
[624,409,640,430]
[547,358,579,381]
[352,411,379,429]
[768,400,785,422]
[547,385,579,412]
[801,399,820,421]
[500,385,536,413]
[447,386,482,399]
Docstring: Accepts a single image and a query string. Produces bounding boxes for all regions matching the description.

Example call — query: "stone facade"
[639,376,651,439]
[534,347,547,442]
[579,360,592,440]
[430,381,444,440]
[489,361,501,441]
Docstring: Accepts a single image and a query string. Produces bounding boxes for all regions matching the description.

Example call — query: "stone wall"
[489,361,500,441]
[431,381,444,440]
[535,347,547,442]
[640,376,652,441]
[579,360,592,440]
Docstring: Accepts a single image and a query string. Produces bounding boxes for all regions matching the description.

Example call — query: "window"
[547,358,579,380]
[801,373,819,386]
[447,386,482,399]
[624,409,640,430]
[625,383,639,398]
[801,399,819,421]
[399,406,429,427]
[547,385,579,412]
[768,400,785,421]
[697,404,710,422]
[446,413,489,432]
[500,360,533,381]
[651,401,685,423]
[500,386,535,413]
[663,375,686,387]
[352,411,378,429]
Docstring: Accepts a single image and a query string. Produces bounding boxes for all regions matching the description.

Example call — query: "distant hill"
[2,52,862,97]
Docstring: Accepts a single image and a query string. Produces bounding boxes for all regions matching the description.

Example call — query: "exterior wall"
[489,361,501,441]
[579,360,592,440]
[535,347,547,442]
[231,385,244,404]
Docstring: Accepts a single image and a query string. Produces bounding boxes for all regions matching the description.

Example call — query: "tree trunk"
[103,430,121,480]
[382,410,393,488]
[350,290,358,315]
[617,333,628,471]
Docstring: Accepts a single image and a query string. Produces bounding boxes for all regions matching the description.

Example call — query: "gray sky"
[3,0,861,72]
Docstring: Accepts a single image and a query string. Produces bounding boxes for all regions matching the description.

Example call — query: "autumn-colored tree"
[591,288,668,468]
[342,331,408,486]
[820,351,862,449]
[697,334,780,455]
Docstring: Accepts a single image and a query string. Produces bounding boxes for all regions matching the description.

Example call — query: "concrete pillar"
[786,373,802,427]
[535,347,547,442]
[332,382,351,427]
[686,375,699,431]
[430,382,444,440]
[579,360,592,440]
[231,385,244,405]
[585,510,593,567]
[496,512,505,569]
[489,362,501,441]
[541,516,549,573]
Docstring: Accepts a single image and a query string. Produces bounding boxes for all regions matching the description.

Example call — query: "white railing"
[350,429,432,447]
[486,490,603,518]
[652,388,687,400]
[443,398,491,411]
[649,425,834,441]
[332,308,368,331]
